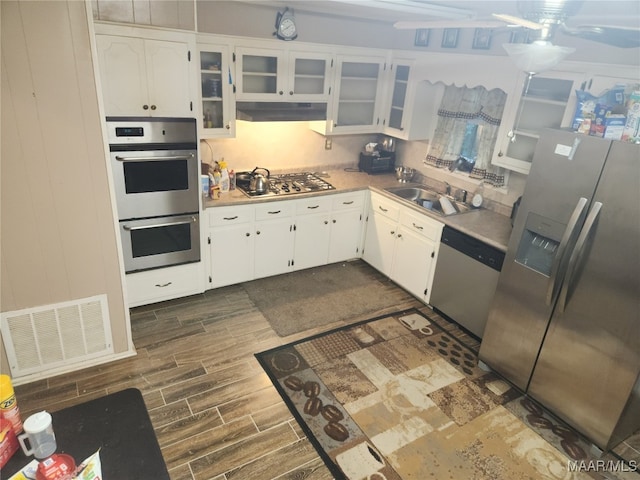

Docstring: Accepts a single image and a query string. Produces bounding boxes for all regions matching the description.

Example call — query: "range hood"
[236,102,327,122]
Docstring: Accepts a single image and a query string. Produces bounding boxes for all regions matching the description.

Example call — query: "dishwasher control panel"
[441,226,505,271]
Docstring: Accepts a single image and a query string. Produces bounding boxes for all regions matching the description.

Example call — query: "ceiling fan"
[394,0,640,49]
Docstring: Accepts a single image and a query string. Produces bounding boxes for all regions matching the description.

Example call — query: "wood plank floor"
[12,261,428,480]
[12,259,640,478]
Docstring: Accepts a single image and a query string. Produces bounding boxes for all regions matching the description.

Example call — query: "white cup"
[18,411,57,459]
[399,314,433,335]
[336,442,388,480]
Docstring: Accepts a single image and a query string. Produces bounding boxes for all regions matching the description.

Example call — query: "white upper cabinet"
[313,53,387,135]
[235,46,332,102]
[493,70,581,175]
[95,33,194,117]
[382,59,444,141]
[492,63,639,175]
[287,50,333,101]
[197,38,235,138]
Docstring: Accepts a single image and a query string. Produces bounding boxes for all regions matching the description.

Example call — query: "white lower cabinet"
[208,204,255,288]
[363,192,442,303]
[293,197,332,270]
[363,192,401,275]
[254,201,295,279]
[328,192,366,263]
[207,191,366,288]
[293,192,366,270]
[392,209,442,302]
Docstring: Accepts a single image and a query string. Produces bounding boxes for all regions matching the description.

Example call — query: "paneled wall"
[91,0,195,30]
[1,0,132,378]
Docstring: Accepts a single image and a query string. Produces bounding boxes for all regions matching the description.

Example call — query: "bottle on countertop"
[219,159,230,193]
[472,182,485,208]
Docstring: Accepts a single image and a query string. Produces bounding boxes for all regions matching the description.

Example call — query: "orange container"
[0,417,19,468]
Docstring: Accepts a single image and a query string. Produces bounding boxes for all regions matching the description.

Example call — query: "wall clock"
[274,8,297,41]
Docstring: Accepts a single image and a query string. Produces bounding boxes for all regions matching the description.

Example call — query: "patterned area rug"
[256,308,635,480]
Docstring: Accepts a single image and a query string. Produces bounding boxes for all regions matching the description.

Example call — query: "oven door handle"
[123,216,197,231]
[115,153,194,162]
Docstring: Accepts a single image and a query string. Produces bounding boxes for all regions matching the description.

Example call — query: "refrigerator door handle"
[546,197,588,306]
[557,201,603,313]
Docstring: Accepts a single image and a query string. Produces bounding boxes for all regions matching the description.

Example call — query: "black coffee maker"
[359,136,396,174]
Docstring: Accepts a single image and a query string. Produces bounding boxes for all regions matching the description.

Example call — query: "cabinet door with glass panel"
[198,42,235,138]
[493,70,583,175]
[235,47,283,101]
[235,47,332,102]
[383,60,443,141]
[287,50,333,101]
[330,54,387,134]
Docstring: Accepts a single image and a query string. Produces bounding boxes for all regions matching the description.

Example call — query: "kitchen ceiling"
[234,0,639,29]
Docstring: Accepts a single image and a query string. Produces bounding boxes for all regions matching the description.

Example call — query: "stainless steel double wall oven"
[107,117,200,273]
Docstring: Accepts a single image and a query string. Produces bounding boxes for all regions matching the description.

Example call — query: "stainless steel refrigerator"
[479,128,640,451]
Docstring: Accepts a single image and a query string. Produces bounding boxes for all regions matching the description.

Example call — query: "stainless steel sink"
[385,186,472,216]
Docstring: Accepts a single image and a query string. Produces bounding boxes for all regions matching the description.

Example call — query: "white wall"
[201,121,377,173]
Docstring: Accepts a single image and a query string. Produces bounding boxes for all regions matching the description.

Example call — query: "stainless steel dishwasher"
[430,226,505,338]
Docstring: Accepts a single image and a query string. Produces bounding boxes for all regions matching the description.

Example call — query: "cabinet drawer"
[296,196,332,215]
[400,209,443,242]
[127,262,203,307]
[209,205,254,226]
[332,191,365,210]
[255,201,294,220]
[370,193,400,221]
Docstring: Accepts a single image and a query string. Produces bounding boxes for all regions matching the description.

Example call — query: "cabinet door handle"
[412,222,423,230]
[390,230,395,235]
[307,205,320,209]
[223,216,238,220]
[256,230,261,235]
[143,104,149,110]
[397,233,402,238]
[278,90,284,95]
[342,201,354,205]
[378,206,388,212]
[155,282,172,288]
[245,232,250,237]
[150,105,157,110]
[268,210,281,215]
[332,219,336,223]
[289,91,294,95]
[324,220,329,225]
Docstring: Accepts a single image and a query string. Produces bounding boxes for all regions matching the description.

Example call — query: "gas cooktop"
[237,172,335,197]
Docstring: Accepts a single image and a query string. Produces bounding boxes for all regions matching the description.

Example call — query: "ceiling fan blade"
[562,25,640,48]
[492,13,545,30]
[393,20,507,29]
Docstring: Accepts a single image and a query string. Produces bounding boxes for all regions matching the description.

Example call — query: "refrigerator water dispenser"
[515,212,564,276]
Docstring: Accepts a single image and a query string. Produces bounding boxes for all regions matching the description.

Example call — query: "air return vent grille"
[1,295,113,378]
